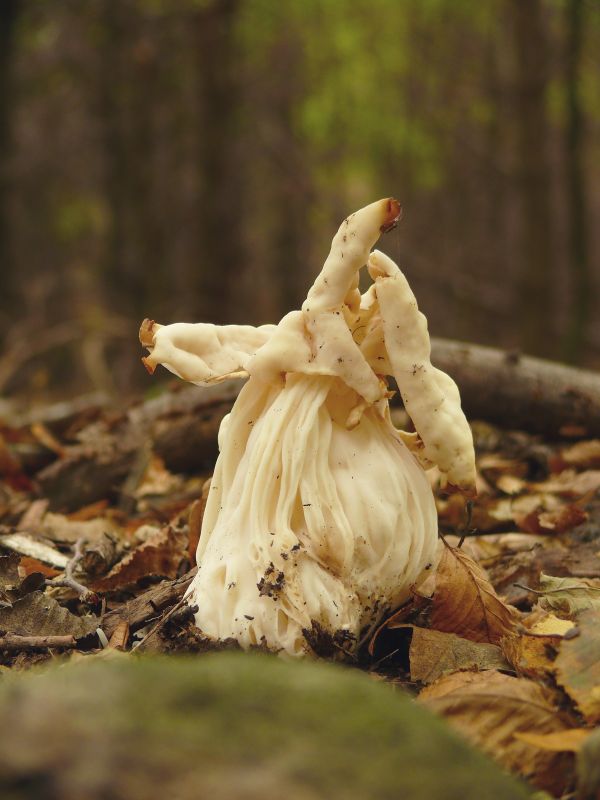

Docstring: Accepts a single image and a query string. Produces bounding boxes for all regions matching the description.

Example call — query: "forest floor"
[1,381,599,799]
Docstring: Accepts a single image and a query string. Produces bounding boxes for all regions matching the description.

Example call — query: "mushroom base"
[185,374,438,658]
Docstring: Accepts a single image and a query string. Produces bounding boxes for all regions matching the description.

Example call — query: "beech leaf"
[419,670,575,792]
[514,729,591,753]
[561,439,600,469]
[554,608,600,724]
[502,633,559,680]
[403,625,510,684]
[529,613,576,637]
[538,574,600,615]
[0,591,98,639]
[430,543,518,644]
[89,525,187,592]
[0,554,20,606]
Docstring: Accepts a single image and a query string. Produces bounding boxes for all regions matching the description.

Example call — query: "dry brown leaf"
[562,440,600,469]
[538,574,600,615]
[0,433,32,491]
[89,525,187,592]
[42,512,120,545]
[554,608,600,724]
[532,469,600,498]
[403,625,510,684]
[68,500,110,521]
[30,422,65,457]
[517,504,588,535]
[478,454,528,480]
[0,533,68,569]
[577,727,600,800]
[502,614,576,679]
[502,633,560,680]
[430,543,518,644]
[0,591,98,639]
[135,454,182,498]
[495,474,526,496]
[17,499,49,532]
[0,554,46,606]
[490,493,560,522]
[532,542,600,582]
[0,553,20,606]
[17,557,61,579]
[514,729,591,752]
[530,613,576,637]
[419,670,575,792]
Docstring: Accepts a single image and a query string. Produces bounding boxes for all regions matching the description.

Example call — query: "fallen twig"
[101,568,197,639]
[0,633,77,651]
[46,538,95,601]
[431,338,600,437]
[133,597,194,652]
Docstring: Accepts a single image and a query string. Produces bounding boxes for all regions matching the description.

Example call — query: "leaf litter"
[2,388,600,796]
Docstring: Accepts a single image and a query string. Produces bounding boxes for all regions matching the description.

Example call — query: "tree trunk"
[509,0,555,358]
[0,0,19,339]
[194,0,243,323]
[269,31,312,314]
[562,0,589,363]
[98,0,128,314]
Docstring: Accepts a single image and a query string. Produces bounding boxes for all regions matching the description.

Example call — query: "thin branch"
[101,568,196,639]
[46,538,95,601]
[133,596,194,651]
[0,633,77,651]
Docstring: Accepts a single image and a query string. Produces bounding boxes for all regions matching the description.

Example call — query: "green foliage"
[54,194,108,243]
[237,0,511,198]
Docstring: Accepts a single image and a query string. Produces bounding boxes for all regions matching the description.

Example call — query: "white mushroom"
[140,198,476,657]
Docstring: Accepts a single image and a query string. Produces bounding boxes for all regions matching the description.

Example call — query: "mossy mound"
[0,652,529,799]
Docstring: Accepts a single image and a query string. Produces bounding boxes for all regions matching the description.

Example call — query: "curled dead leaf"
[554,608,600,724]
[430,543,518,645]
[89,525,187,592]
[0,533,68,569]
[495,474,526,496]
[538,574,600,615]
[17,557,61,579]
[419,670,575,792]
[42,512,121,545]
[502,632,560,681]
[561,439,600,469]
[529,613,576,637]
[404,625,510,684]
[514,729,591,753]
[577,726,600,800]
[517,505,588,535]
[0,591,98,639]
[532,469,600,498]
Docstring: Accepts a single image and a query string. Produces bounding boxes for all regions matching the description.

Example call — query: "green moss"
[0,652,530,800]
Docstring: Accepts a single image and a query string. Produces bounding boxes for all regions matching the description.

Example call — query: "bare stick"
[133,596,191,652]
[0,634,77,651]
[101,569,196,639]
[431,338,600,436]
[46,538,94,601]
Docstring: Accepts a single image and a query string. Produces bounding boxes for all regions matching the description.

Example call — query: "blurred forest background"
[0,0,599,404]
